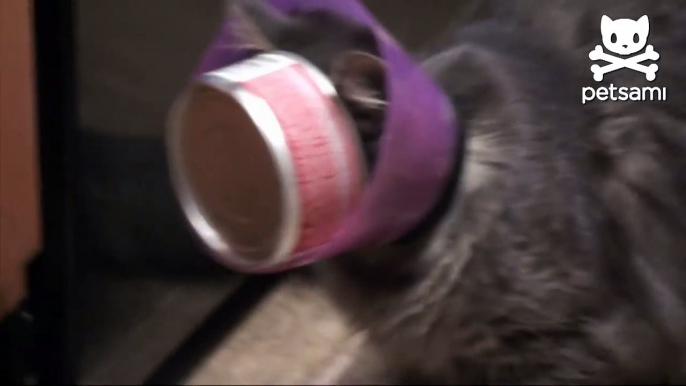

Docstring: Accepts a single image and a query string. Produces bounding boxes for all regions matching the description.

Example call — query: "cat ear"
[601,15,612,31]
[331,51,387,165]
[230,0,298,50]
[331,51,387,112]
[638,15,649,31]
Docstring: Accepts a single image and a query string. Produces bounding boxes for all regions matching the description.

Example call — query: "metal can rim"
[166,51,366,271]
[166,75,301,268]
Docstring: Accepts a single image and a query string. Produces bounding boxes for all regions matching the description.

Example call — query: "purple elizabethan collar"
[190,0,458,273]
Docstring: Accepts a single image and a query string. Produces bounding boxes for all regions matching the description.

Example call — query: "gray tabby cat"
[233,0,686,383]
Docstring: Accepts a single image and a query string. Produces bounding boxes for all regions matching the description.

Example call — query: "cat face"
[601,15,649,55]
[230,0,388,167]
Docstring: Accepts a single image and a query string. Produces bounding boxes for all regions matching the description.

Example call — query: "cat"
[231,0,686,383]
[600,15,650,56]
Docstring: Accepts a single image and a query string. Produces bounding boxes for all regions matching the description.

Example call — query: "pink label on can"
[241,63,364,255]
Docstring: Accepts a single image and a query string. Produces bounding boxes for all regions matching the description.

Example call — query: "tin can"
[166,51,367,270]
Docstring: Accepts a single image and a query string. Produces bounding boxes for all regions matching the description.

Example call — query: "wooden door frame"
[0,0,42,320]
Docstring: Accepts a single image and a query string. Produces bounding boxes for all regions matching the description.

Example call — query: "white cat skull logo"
[590,15,659,82]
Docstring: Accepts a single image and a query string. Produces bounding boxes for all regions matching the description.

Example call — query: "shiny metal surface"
[167,59,300,268]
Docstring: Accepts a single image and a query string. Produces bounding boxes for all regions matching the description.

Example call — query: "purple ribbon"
[190,0,458,273]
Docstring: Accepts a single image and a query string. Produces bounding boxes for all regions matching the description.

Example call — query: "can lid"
[168,81,299,265]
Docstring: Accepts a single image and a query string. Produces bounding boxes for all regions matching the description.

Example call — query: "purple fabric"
[190,0,457,273]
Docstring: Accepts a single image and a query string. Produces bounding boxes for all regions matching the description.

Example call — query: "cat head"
[230,0,388,167]
[601,15,649,55]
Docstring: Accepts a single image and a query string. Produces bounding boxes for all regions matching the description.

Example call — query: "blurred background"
[2,1,476,384]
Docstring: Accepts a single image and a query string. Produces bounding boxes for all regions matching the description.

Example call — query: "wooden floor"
[181,276,356,385]
[74,270,245,385]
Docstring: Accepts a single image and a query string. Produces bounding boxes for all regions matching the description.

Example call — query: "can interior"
[178,83,284,262]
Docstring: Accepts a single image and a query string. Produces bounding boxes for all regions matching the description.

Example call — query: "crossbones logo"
[590,15,660,82]
[590,44,659,82]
